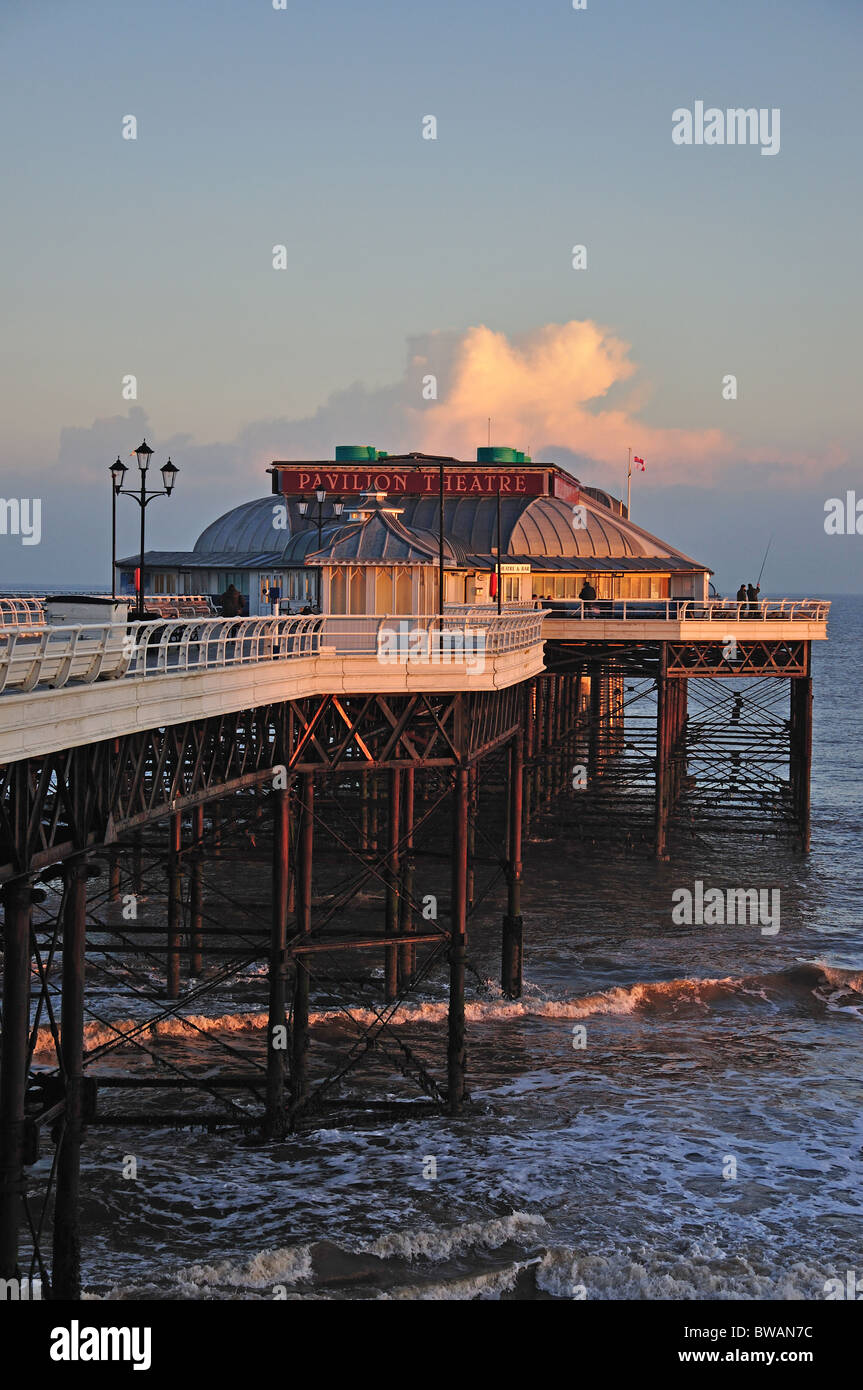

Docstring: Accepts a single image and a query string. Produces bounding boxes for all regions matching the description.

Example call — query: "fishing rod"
[755,534,773,588]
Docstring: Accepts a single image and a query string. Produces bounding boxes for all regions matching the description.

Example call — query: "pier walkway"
[0,601,829,764]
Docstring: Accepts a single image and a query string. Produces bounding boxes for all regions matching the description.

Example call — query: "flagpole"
[626,447,632,517]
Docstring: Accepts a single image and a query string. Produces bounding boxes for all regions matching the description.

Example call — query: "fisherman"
[220,583,241,617]
[747,580,761,616]
[736,582,747,604]
[579,579,597,601]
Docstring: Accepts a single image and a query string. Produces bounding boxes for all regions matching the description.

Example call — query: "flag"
[634,456,645,470]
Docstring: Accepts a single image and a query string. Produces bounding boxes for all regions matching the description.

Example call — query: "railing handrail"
[539,597,832,621]
[0,612,547,696]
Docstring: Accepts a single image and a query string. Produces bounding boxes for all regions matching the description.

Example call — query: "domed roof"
[283,506,465,566]
[191,490,704,570]
[397,494,701,564]
[194,498,306,555]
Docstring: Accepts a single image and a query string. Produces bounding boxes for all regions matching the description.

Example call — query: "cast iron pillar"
[654,644,671,860]
[265,786,291,1138]
[0,875,32,1281]
[291,772,314,1119]
[399,767,416,988]
[52,856,88,1300]
[447,766,469,1114]
[790,659,813,853]
[502,731,525,998]
[166,812,182,998]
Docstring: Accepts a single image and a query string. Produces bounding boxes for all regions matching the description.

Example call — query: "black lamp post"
[297,492,343,608]
[114,440,179,620]
[109,456,128,599]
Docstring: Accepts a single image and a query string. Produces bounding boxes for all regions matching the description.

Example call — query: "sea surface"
[32,597,862,1300]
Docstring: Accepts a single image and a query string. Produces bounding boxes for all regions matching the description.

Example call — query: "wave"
[360,1212,547,1262]
[30,963,862,1060]
[87,1212,547,1300]
[84,1214,839,1301]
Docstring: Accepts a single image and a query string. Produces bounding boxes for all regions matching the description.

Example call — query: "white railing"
[322,611,548,656]
[0,612,547,695]
[0,617,323,694]
[540,597,831,622]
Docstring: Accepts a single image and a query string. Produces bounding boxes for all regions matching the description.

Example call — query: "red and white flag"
[634,455,645,471]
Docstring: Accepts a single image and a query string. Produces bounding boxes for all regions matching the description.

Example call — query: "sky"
[1,0,861,594]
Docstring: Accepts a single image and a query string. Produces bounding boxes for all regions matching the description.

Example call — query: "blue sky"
[1,0,861,592]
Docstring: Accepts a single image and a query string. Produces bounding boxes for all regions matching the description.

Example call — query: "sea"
[28,596,862,1301]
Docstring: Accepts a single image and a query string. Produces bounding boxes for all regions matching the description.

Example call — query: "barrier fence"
[0,612,548,695]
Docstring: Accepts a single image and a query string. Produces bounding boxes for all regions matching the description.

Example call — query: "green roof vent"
[476,446,519,464]
[335,445,376,461]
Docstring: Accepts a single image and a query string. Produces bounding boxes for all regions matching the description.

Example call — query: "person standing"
[746,581,760,617]
[220,583,241,617]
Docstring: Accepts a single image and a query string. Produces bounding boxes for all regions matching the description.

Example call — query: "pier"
[0,449,830,1298]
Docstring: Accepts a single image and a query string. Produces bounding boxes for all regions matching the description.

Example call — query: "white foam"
[361,1212,546,1262]
[178,1243,314,1289]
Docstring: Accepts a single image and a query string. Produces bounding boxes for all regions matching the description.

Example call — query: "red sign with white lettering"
[275,468,546,497]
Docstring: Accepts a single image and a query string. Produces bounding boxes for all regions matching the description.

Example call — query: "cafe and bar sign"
[273,468,547,497]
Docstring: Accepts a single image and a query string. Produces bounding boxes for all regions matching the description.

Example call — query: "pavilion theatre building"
[117,446,711,614]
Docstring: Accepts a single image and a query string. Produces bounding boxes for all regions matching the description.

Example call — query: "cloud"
[17,318,851,589]
[410,320,726,479]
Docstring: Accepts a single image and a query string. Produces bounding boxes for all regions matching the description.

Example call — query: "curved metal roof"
[191,491,706,570]
[397,494,703,565]
[301,510,463,566]
[193,498,307,555]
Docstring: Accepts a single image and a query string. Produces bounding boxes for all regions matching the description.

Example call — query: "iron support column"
[291,773,314,1118]
[189,805,204,976]
[399,767,416,987]
[0,876,32,1280]
[52,856,88,1300]
[166,812,182,998]
[447,766,469,1114]
[654,644,671,860]
[502,732,524,998]
[265,787,290,1137]
[385,768,401,1002]
[790,663,813,852]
